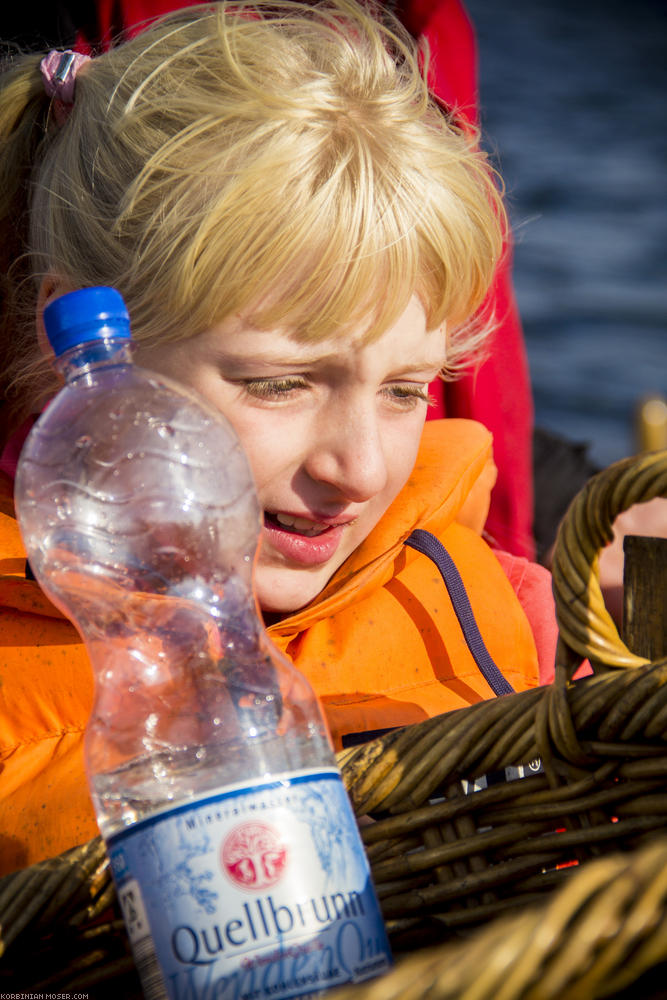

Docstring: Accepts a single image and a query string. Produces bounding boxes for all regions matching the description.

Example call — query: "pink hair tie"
[40,49,91,107]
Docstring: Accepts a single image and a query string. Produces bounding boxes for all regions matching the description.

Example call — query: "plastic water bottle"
[15,287,392,1000]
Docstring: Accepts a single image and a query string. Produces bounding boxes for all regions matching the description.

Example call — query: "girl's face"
[136,296,446,615]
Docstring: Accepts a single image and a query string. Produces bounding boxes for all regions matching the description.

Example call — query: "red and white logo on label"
[221,822,288,890]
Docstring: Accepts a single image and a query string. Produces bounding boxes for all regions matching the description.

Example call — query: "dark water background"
[465,0,667,468]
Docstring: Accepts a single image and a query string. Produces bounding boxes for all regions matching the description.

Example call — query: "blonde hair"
[0,0,506,433]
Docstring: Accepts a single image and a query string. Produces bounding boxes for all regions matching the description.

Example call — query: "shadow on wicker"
[1,448,666,998]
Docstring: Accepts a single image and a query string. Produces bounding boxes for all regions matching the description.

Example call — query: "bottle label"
[108,768,392,1000]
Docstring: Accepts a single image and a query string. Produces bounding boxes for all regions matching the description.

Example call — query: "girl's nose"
[304,405,388,503]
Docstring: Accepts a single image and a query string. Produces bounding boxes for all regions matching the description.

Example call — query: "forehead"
[198,297,447,370]
[196,305,446,378]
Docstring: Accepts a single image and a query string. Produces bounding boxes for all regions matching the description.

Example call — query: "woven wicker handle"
[551,448,667,671]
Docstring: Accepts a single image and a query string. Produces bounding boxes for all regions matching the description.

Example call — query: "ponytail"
[0,51,52,443]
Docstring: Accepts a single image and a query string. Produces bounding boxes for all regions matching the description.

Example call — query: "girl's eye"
[240,377,309,400]
[383,384,435,409]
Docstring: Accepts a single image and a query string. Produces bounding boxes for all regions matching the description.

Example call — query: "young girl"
[0,0,557,875]
[79,0,538,563]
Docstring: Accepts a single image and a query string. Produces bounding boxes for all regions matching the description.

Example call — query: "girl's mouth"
[262,511,349,566]
[268,512,331,537]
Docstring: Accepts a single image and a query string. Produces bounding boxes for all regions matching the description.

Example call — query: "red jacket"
[398,0,535,560]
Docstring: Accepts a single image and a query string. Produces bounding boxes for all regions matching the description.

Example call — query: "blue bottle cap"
[43,287,131,357]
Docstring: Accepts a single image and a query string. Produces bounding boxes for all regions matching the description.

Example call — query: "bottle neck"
[55,337,133,382]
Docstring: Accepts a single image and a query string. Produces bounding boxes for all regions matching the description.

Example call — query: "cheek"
[385,419,426,492]
[218,414,295,495]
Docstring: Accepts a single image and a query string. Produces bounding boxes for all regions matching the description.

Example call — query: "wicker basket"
[1,448,666,998]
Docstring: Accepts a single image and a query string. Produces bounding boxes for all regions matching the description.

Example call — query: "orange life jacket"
[267,420,540,747]
[0,419,540,875]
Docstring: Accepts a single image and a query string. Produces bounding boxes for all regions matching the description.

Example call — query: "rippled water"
[466,0,667,467]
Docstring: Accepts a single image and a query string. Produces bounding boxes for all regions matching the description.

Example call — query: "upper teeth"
[275,513,330,534]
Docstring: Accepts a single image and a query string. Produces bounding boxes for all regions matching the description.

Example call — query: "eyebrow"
[213,349,341,371]
[215,355,447,380]
[386,361,447,377]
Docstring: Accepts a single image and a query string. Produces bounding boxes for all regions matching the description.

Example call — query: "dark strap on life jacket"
[405,528,515,697]
[340,527,517,747]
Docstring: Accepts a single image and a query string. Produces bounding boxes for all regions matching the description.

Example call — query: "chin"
[255,569,329,618]
[257,592,316,617]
